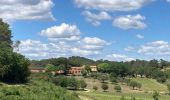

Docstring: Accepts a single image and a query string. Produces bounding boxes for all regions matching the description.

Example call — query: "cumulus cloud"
[138,41,170,55]
[82,11,112,26]
[136,34,144,39]
[18,39,108,59]
[0,0,55,22]
[74,0,152,12]
[41,23,81,41]
[17,22,110,60]
[81,37,110,50]
[113,14,146,29]
[105,53,135,61]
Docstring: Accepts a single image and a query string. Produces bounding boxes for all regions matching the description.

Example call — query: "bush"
[114,85,121,92]
[110,77,117,83]
[101,83,108,92]
[99,74,109,83]
[52,76,68,87]
[136,83,142,90]
[129,81,138,90]
[93,86,98,91]
[153,91,159,100]
[79,80,87,90]
[167,84,170,95]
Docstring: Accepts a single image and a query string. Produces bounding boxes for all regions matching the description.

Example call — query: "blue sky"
[2,0,170,61]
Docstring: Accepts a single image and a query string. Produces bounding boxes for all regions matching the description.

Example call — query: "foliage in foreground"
[0,80,80,100]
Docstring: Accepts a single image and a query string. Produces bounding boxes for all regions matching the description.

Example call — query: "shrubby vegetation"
[52,76,87,90]
[0,79,80,100]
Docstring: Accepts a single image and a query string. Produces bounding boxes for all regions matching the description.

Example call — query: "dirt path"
[79,95,94,100]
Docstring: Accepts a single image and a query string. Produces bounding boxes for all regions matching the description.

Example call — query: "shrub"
[167,84,170,95]
[137,83,142,90]
[52,76,68,87]
[93,86,98,91]
[153,91,159,100]
[101,83,108,92]
[129,81,138,90]
[79,80,87,90]
[110,77,117,83]
[114,85,121,92]
[99,74,109,83]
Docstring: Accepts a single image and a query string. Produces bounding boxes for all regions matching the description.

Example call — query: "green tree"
[0,19,30,83]
[79,80,87,90]
[45,64,57,72]
[97,63,109,73]
[67,77,79,90]
[85,65,91,73]
[129,81,138,90]
[137,83,142,90]
[167,84,170,95]
[52,76,68,87]
[101,83,108,92]
[0,19,12,46]
[99,74,109,83]
[114,85,121,92]
[153,91,159,100]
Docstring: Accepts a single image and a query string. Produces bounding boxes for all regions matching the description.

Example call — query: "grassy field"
[75,76,168,93]
[75,76,170,100]
[77,91,170,100]
[132,77,168,92]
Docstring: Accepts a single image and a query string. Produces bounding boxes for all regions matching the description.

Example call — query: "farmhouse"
[30,65,97,75]
[30,67,45,73]
[69,65,97,75]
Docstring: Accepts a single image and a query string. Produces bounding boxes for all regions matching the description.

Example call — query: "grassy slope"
[132,77,168,92]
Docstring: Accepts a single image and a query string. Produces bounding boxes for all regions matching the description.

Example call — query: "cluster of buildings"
[30,65,97,75]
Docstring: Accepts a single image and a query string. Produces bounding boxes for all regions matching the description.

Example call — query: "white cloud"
[124,46,135,52]
[74,0,152,12]
[18,37,110,59]
[136,34,144,39]
[81,37,110,50]
[41,23,81,41]
[167,0,170,2]
[113,14,146,29]
[105,53,135,61]
[82,37,109,46]
[138,41,170,55]
[82,11,112,26]
[0,0,55,22]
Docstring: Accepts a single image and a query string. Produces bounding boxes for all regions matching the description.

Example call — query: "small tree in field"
[93,86,98,91]
[101,83,108,92]
[153,91,159,100]
[99,74,109,83]
[114,85,121,92]
[129,81,138,90]
[167,84,170,95]
[79,80,87,90]
[137,83,142,90]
